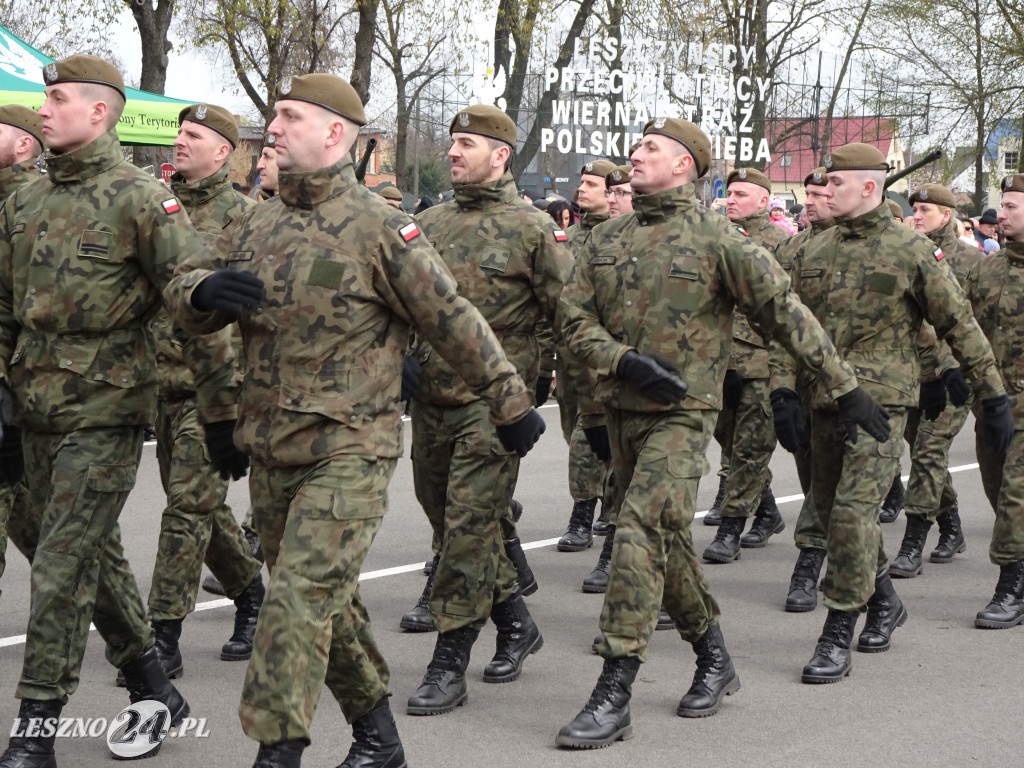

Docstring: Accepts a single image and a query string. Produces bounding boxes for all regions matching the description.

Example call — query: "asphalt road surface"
[1,404,1020,767]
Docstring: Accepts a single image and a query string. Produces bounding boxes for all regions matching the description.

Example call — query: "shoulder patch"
[162,199,181,215]
[934,248,944,261]
[553,229,568,242]
[399,222,420,242]
[736,226,749,237]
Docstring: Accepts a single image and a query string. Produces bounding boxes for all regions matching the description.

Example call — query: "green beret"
[1001,174,1024,195]
[606,164,632,186]
[449,104,517,148]
[379,185,402,201]
[178,103,239,149]
[42,54,125,101]
[275,74,366,126]
[908,183,956,208]
[0,104,43,147]
[804,167,828,187]
[823,143,890,172]
[580,159,617,179]
[262,132,277,149]
[642,117,711,178]
[727,167,771,194]
[886,199,904,219]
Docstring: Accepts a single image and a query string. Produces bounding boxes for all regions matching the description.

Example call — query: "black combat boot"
[879,475,905,523]
[702,516,744,563]
[592,502,610,535]
[120,646,190,727]
[930,507,966,563]
[558,498,597,552]
[400,555,438,632]
[202,573,226,596]
[857,571,908,652]
[222,575,265,660]
[656,607,674,630]
[785,549,826,612]
[582,526,615,593]
[116,618,184,688]
[406,626,479,715]
[336,698,406,768]
[556,656,642,749]
[253,739,305,768]
[504,538,538,596]
[801,609,858,684]
[483,593,543,683]
[510,498,524,523]
[702,476,727,526]
[740,490,786,548]
[975,561,1024,629]
[0,698,62,768]
[890,516,932,578]
[677,622,740,717]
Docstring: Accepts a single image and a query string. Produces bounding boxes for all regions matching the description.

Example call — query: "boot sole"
[784,600,817,613]
[929,541,967,563]
[677,675,740,717]
[801,665,851,684]
[702,550,740,564]
[740,520,786,549]
[582,582,608,594]
[482,635,544,683]
[407,692,468,715]
[556,724,633,749]
[557,540,594,552]
[889,564,922,579]
[702,516,722,527]
[974,615,1024,629]
[220,650,252,661]
[399,619,437,632]
[856,605,908,653]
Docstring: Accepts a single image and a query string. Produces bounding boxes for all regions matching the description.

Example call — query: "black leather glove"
[191,270,265,318]
[535,376,553,407]
[943,367,972,407]
[836,387,891,443]
[203,420,249,480]
[401,355,422,402]
[583,425,612,462]
[980,395,1014,457]
[770,388,805,453]
[0,426,23,487]
[616,350,688,405]
[495,408,546,457]
[723,369,743,409]
[919,379,947,421]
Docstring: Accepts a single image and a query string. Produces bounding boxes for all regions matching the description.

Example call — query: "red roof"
[764,117,896,184]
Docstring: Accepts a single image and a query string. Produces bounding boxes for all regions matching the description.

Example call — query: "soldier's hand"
[943,367,972,407]
[616,350,688,405]
[203,419,249,481]
[535,376,553,407]
[0,382,13,444]
[0,426,23,487]
[769,388,804,453]
[191,270,265,318]
[401,354,422,402]
[980,395,1014,457]
[919,379,947,421]
[836,387,891,444]
[583,425,612,462]
[496,408,546,457]
[723,369,743,409]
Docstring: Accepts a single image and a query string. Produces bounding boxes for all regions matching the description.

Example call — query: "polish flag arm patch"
[162,199,181,214]
[736,226,749,236]
[934,248,944,261]
[553,229,568,242]
[399,222,420,242]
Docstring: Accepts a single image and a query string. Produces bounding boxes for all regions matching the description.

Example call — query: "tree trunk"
[129,0,176,169]
[350,0,379,106]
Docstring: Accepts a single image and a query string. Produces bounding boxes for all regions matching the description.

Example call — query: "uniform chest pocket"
[669,256,701,280]
[480,247,511,273]
[78,229,119,262]
[309,258,345,290]
[867,271,899,295]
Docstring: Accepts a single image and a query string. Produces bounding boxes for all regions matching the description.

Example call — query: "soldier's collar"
[278,155,354,210]
[170,165,232,209]
[452,171,517,210]
[579,210,610,230]
[834,200,892,240]
[0,159,40,198]
[632,183,696,223]
[1003,240,1024,262]
[731,208,770,231]
[925,220,957,250]
[46,130,122,185]
[811,217,835,233]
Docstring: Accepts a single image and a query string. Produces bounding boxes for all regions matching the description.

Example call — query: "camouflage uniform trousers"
[974,422,1024,565]
[147,397,262,620]
[555,365,606,501]
[0,482,36,597]
[596,408,721,660]
[239,455,395,742]
[0,483,12,596]
[903,400,970,523]
[810,408,909,612]
[18,427,153,702]
[712,407,733,479]
[411,400,520,633]
[793,381,822,551]
[718,378,776,519]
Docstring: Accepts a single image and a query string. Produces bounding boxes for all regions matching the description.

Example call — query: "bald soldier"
[702,167,788,564]
[557,119,886,749]
[165,75,543,768]
[771,143,1011,683]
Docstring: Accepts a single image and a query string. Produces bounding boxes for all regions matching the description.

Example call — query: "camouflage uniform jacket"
[0,160,41,200]
[414,171,573,407]
[164,156,532,468]
[560,183,858,414]
[149,166,253,401]
[729,208,790,379]
[0,130,237,433]
[566,211,609,253]
[771,200,1004,409]
[965,240,1024,418]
